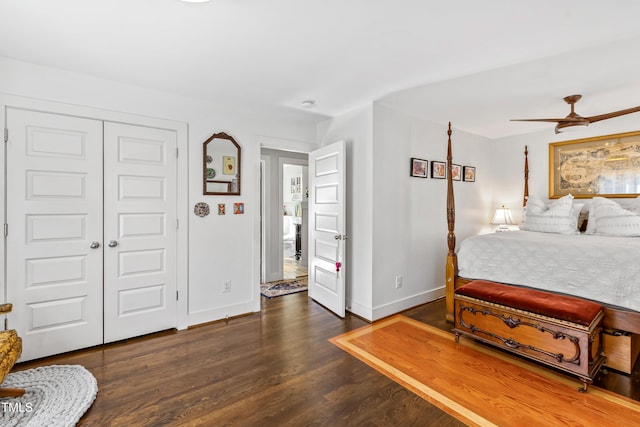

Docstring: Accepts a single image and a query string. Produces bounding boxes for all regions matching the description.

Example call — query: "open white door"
[308,140,346,317]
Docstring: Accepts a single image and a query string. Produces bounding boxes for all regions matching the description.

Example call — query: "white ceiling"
[3,0,640,138]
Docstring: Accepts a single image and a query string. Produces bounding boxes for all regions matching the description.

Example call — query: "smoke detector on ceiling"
[301,100,316,108]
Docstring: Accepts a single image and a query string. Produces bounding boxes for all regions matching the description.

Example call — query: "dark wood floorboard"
[14,294,462,426]
[13,295,639,425]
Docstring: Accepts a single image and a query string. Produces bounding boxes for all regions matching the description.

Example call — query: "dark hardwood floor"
[14,294,639,426]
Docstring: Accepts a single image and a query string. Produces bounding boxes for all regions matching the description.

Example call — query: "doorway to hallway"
[282,163,308,280]
[260,149,308,284]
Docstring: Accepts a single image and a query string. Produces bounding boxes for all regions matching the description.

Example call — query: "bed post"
[445,122,457,323]
[523,145,529,207]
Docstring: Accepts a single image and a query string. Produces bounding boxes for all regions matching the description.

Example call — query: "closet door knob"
[108,240,118,248]
[90,241,100,249]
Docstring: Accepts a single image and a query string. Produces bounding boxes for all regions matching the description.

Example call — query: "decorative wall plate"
[194,202,210,217]
[206,168,216,179]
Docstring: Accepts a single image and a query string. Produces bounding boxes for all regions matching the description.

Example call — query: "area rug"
[0,365,98,427]
[261,275,308,298]
[330,315,640,427]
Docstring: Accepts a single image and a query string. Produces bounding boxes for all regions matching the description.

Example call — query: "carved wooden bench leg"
[578,379,592,393]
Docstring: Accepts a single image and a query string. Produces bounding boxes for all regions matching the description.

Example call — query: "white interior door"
[103,122,177,343]
[6,108,104,361]
[308,140,346,317]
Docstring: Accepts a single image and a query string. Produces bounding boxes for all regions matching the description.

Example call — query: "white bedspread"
[457,230,640,312]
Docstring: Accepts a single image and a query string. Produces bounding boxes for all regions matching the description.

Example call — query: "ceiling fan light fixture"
[554,119,590,134]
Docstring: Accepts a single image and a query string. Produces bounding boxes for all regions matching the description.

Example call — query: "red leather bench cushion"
[455,280,602,326]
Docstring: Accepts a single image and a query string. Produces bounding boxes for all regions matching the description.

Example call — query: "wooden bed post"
[445,138,529,323]
[523,145,529,207]
[445,122,457,323]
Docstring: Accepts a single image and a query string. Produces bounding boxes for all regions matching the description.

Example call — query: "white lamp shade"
[491,205,514,225]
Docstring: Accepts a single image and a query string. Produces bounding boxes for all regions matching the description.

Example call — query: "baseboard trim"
[347,300,373,322]
[371,287,445,321]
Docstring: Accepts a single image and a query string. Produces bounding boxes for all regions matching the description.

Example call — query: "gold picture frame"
[549,130,640,198]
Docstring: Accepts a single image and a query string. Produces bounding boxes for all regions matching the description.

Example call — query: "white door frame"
[0,94,189,330]
[260,160,266,283]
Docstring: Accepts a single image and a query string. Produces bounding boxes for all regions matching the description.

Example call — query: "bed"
[443,123,640,371]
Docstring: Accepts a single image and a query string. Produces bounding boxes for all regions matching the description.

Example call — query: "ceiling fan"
[511,95,640,134]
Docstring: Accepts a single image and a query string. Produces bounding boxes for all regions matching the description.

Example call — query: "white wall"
[371,104,492,319]
[0,57,318,327]
[316,103,493,321]
[317,105,374,319]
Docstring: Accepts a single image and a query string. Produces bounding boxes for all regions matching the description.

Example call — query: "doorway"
[282,163,308,279]
[261,141,346,318]
[260,149,308,284]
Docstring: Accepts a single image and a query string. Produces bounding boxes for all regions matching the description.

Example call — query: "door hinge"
[4,128,7,143]
[3,224,7,238]
[176,291,179,301]
[176,147,179,158]
[176,218,179,230]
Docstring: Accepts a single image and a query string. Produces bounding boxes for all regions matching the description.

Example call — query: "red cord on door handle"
[336,262,341,272]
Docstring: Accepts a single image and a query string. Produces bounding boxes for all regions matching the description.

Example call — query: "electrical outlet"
[395,275,402,289]
[223,280,231,293]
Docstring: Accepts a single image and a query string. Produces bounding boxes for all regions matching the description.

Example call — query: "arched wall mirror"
[203,132,241,195]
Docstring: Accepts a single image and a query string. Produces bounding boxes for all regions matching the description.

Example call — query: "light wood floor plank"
[331,315,640,427]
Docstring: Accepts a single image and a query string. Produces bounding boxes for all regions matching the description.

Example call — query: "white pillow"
[632,195,640,214]
[591,197,640,237]
[519,194,578,234]
[520,195,546,224]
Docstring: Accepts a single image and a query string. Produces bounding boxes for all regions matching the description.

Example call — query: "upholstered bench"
[453,280,606,392]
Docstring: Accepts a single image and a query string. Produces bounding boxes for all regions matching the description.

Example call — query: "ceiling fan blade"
[586,105,640,123]
[510,117,587,123]
[510,118,564,123]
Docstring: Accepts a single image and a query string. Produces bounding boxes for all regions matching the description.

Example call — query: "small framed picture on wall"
[463,166,476,182]
[451,164,461,181]
[410,158,428,178]
[431,161,446,179]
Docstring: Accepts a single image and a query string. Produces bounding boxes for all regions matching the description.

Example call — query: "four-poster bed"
[444,122,640,373]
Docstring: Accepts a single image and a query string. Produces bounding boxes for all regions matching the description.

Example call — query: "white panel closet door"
[103,122,177,343]
[6,108,104,361]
